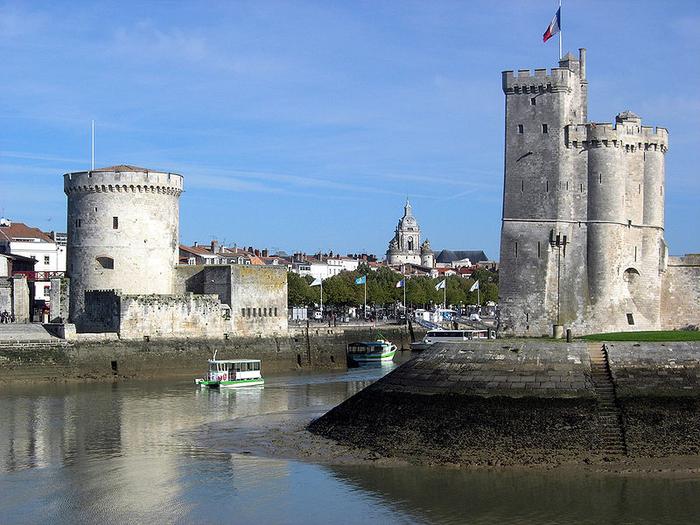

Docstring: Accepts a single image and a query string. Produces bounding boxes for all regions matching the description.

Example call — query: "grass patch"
[580,330,700,342]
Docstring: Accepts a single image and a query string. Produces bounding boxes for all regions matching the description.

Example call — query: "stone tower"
[498,50,669,336]
[64,165,183,328]
[386,200,422,265]
[420,239,434,268]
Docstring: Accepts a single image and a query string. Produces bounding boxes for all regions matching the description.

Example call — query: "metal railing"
[11,271,65,281]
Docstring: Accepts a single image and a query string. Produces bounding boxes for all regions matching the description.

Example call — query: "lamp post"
[552,231,568,338]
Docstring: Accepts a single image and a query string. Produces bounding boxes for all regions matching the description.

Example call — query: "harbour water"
[1,355,699,525]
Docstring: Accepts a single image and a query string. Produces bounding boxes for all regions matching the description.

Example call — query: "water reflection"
[1,354,698,524]
[325,464,700,525]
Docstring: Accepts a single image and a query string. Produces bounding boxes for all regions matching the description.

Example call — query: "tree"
[287,272,313,307]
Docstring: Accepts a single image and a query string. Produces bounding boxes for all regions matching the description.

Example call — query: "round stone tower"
[64,165,183,328]
[420,239,434,268]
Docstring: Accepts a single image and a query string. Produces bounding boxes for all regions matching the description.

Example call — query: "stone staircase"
[587,343,627,456]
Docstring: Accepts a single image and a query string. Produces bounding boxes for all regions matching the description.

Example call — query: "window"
[599,173,602,184]
[253,308,257,317]
[580,183,584,193]
[258,308,262,317]
[96,256,114,269]
[530,97,536,106]
[517,124,524,134]
[521,180,524,192]
[44,285,50,296]
[626,313,635,325]
[546,181,549,192]
[76,219,82,228]
[537,241,541,258]
[634,246,638,262]
[514,242,518,258]
[113,217,119,229]
[246,307,251,317]
[43,255,50,265]
[274,307,278,317]
[542,124,548,133]
[241,308,246,317]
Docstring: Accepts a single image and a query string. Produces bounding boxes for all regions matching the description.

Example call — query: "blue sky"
[1,0,698,259]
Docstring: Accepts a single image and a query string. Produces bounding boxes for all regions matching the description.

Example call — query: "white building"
[293,255,361,281]
[0,219,66,304]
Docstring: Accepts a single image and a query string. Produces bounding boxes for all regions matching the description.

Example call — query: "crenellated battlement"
[64,166,184,196]
[502,50,586,96]
[564,118,668,152]
[502,67,575,94]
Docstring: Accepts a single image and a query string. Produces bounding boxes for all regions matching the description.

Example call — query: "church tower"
[386,200,422,265]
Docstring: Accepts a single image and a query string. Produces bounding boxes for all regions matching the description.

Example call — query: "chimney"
[211,239,219,254]
[262,249,269,257]
[194,241,198,247]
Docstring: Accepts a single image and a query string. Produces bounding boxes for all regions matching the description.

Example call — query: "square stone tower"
[498,50,669,336]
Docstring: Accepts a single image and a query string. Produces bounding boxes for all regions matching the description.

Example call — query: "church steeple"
[386,200,422,266]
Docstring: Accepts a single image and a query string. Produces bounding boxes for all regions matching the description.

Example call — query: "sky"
[1,0,698,259]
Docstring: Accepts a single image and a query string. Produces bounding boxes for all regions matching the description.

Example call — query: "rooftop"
[0,222,54,243]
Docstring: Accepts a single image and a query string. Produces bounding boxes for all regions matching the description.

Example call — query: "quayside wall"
[310,339,700,465]
[0,325,419,384]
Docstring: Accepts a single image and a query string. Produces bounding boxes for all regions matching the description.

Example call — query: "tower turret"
[420,239,434,268]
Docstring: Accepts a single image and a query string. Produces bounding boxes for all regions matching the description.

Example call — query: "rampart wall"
[661,255,700,330]
[0,326,417,383]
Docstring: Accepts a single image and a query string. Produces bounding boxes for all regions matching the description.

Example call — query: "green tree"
[287,272,313,307]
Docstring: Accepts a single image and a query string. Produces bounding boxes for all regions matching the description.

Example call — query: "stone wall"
[661,255,700,330]
[11,275,29,322]
[175,264,288,337]
[83,289,121,332]
[310,339,700,465]
[0,279,10,315]
[230,265,287,336]
[0,327,418,383]
[118,293,226,340]
[607,341,700,456]
[49,277,70,323]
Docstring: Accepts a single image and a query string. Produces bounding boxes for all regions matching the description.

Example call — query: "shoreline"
[194,406,700,479]
[0,326,421,385]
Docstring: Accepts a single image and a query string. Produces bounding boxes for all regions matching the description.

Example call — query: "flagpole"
[403,279,407,328]
[91,120,95,170]
[364,278,367,321]
[320,278,323,315]
[443,279,446,310]
[559,0,562,60]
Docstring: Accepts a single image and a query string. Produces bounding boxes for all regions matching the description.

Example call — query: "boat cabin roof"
[349,341,388,348]
[208,359,262,364]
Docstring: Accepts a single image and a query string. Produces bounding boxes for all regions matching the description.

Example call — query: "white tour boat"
[347,339,397,364]
[195,358,264,388]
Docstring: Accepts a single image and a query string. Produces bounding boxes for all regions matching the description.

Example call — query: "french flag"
[543,7,561,43]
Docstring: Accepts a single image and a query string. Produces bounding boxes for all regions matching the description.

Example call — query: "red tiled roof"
[0,222,53,243]
[179,244,217,257]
